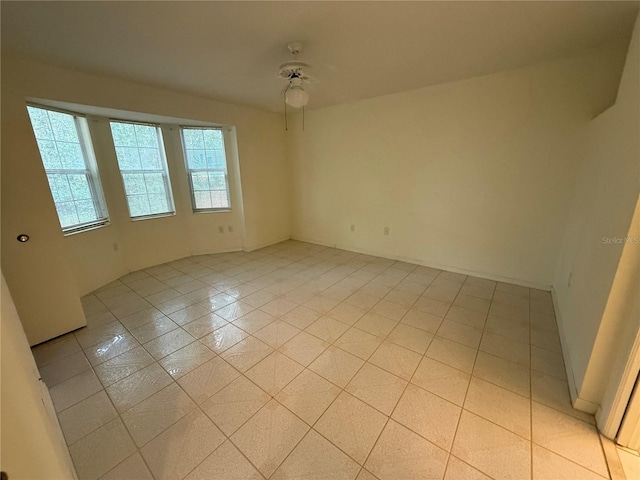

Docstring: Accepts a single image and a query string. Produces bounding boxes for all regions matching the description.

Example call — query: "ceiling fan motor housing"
[279,61,310,80]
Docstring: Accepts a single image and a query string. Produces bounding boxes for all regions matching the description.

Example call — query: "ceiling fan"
[278,42,312,109]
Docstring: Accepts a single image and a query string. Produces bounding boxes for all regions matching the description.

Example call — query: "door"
[0,274,77,479]
[618,374,640,450]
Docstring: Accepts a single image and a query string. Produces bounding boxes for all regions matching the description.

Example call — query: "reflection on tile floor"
[33,240,614,479]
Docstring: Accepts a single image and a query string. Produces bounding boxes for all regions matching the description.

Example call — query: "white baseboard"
[290,234,552,291]
[575,397,599,414]
[191,247,243,256]
[243,235,292,252]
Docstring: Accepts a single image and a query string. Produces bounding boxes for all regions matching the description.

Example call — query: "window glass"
[181,128,230,211]
[110,121,175,218]
[27,106,109,233]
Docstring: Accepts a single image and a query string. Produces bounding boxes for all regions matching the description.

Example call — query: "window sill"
[192,208,232,214]
[131,212,176,222]
[63,221,110,236]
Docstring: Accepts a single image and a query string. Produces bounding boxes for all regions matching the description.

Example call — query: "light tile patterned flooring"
[33,240,613,480]
[617,447,640,480]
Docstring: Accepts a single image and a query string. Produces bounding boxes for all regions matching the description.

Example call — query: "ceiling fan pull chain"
[284,89,288,131]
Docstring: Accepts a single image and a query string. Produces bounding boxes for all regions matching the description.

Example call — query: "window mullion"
[157,126,174,212]
[74,116,101,218]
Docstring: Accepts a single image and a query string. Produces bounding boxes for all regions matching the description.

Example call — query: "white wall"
[288,43,626,288]
[1,54,289,345]
[0,274,77,479]
[553,16,640,409]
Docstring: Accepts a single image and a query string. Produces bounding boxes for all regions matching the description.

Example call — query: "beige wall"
[1,74,88,344]
[287,43,626,288]
[0,274,77,479]
[553,16,640,409]
[1,36,634,363]
[1,54,289,345]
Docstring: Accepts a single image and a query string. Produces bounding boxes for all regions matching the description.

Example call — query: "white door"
[618,375,640,451]
[0,274,77,479]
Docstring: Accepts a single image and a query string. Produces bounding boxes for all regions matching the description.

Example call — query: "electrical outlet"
[112,242,119,252]
[218,226,224,234]
[384,227,390,235]
[568,272,572,287]
[228,225,233,232]
[350,224,355,232]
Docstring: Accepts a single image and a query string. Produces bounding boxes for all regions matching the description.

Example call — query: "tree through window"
[27,105,109,233]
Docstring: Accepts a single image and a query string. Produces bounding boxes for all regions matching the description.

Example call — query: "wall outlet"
[112,242,119,252]
[568,272,572,287]
[350,224,355,232]
[384,226,390,235]
[218,226,225,234]
[227,225,233,232]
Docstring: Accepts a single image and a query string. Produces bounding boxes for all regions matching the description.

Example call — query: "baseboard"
[551,287,600,415]
[290,234,552,291]
[575,397,599,414]
[77,266,130,297]
[80,238,292,296]
[191,246,243,256]
[243,235,292,252]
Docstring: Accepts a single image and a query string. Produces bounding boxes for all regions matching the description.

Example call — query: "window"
[27,105,109,233]
[110,121,175,219]
[181,127,231,211]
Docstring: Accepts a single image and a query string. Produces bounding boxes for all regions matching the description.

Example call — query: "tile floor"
[32,240,615,480]
[617,447,640,480]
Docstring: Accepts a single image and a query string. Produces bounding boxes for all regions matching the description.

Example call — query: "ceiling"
[2,1,638,112]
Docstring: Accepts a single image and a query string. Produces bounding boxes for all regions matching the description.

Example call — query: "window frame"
[109,119,176,221]
[26,104,110,235]
[180,126,232,213]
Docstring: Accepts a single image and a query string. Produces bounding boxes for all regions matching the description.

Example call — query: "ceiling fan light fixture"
[285,83,309,108]
[280,42,311,129]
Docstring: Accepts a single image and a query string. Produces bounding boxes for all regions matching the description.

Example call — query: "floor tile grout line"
[78,290,239,452]
[598,424,616,479]
[529,289,534,480]
[361,275,468,477]
[218,270,384,476]
[441,281,497,479]
[533,441,613,479]
[47,243,574,479]
[79,290,476,440]
[188,371,273,478]
[60,311,162,479]
[276,297,556,447]
[184,404,269,480]
[91,246,349,479]
[114,402,160,480]
[250,272,432,475]
[187,294,358,477]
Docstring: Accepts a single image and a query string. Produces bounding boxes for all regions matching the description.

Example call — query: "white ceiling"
[2,1,638,112]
